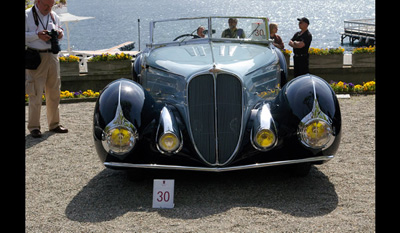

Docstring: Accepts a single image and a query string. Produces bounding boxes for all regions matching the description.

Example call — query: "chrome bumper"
[104,155,333,172]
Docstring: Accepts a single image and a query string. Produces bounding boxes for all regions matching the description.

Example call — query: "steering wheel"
[173,34,201,41]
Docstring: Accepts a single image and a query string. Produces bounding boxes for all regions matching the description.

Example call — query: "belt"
[294,53,309,57]
[27,47,52,53]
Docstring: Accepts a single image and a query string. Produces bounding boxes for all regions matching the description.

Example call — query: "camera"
[46,29,61,54]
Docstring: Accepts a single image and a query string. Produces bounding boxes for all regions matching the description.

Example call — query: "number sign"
[152,179,175,208]
[251,22,267,41]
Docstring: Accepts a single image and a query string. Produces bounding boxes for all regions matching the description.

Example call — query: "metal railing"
[344,18,375,37]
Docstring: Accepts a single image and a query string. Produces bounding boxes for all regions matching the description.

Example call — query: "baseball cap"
[297,17,310,25]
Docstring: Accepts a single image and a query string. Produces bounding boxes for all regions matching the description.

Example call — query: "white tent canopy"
[58,12,94,53]
[58,12,94,22]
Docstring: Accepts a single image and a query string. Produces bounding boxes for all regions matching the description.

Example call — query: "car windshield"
[150,16,270,45]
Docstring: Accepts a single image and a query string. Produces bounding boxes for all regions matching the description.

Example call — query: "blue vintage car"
[93,16,341,177]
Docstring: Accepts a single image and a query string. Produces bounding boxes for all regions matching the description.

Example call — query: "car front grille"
[188,73,243,165]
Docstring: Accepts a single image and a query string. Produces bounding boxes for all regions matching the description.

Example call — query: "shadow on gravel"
[25,131,56,149]
[65,165,338,222]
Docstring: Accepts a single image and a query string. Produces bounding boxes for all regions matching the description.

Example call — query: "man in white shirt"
[26,0,68,138]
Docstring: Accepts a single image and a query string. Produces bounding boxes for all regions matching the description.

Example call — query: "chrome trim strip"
[104,155,333,172]
[213,71,220,165]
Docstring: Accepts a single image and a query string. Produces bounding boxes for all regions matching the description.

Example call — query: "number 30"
[157,191,170,202]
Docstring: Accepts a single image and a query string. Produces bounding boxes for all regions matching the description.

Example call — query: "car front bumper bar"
[104,155,334,172]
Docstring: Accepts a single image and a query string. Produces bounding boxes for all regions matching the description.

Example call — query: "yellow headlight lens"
[159,132,180,153]
[105,127,136,154]
[306,121,326,139]
[299,119,332,148]
[255,129,276,149]
[110,128,131,147]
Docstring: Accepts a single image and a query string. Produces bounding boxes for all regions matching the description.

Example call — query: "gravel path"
[25,95,375,232]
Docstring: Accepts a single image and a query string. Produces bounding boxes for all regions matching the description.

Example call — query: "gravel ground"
[25,95,375,232]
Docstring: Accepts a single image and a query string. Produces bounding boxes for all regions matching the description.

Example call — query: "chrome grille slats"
[216,74,242,163]
[188,75,216,164]
[188,73,243,165]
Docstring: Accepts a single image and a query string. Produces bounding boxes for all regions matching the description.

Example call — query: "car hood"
[146,42,277,78]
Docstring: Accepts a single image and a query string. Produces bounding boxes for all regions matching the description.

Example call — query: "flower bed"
[352,46,375,68]
[352,46,375,54]
[59,55,79,63]
[308,47,344,68]
[87,53,133,75]
[88,52,132,62]
[309,47,345,55]
[59,55,80,76]
[25,89,100,103]
[329,80,375,94]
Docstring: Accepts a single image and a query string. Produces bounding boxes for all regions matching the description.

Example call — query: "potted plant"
[59,55,80,76]
[352,46,375,68]
[281,49,292,67]
[308,47,344,68]
[87,52,133,76]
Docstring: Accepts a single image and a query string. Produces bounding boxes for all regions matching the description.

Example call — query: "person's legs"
[26,54,48,132]
[294,55,309,77]
[44,53,61,130]
[293,55,300,77]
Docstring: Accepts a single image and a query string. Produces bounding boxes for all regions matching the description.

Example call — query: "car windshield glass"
[151,17,269,44]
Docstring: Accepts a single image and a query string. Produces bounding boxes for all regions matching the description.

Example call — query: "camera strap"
[32,6,55,30]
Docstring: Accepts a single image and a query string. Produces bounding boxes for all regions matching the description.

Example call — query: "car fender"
[93,78,157,162]
[272,74,342,155]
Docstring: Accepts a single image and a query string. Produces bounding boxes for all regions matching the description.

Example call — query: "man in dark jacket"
[289,17,312,77]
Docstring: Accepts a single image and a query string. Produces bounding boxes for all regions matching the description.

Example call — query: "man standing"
[26,0,68,138]
[289,17,312,77]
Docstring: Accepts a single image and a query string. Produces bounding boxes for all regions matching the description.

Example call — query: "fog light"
[254,129,276,149]
[299,119,332,149]
[159,132,180,153]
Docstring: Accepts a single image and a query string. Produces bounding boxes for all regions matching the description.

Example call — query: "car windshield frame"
[147,16,271,48]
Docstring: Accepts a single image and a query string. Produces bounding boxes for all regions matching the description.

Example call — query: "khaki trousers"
[26,52,61,132]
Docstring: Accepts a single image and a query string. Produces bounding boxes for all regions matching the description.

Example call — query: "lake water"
[60,0,375,52]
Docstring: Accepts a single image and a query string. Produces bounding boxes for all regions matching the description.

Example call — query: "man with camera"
[26,0,68,138]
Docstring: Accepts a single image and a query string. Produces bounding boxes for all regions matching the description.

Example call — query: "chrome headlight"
[156,106,183,154]
[251,104,278,151]
[158,132,181,153]
[253,128,276,150]
[103,125,138,155]
[101,82,139,155]
[298,94,335,149]
[298,119,333,149]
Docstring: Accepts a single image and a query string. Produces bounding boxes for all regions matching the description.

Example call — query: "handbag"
[25,47,41,70]
[25,7,43,70]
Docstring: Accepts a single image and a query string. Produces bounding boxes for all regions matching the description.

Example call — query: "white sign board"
[251,22,267,41]
[152,179,175,209]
